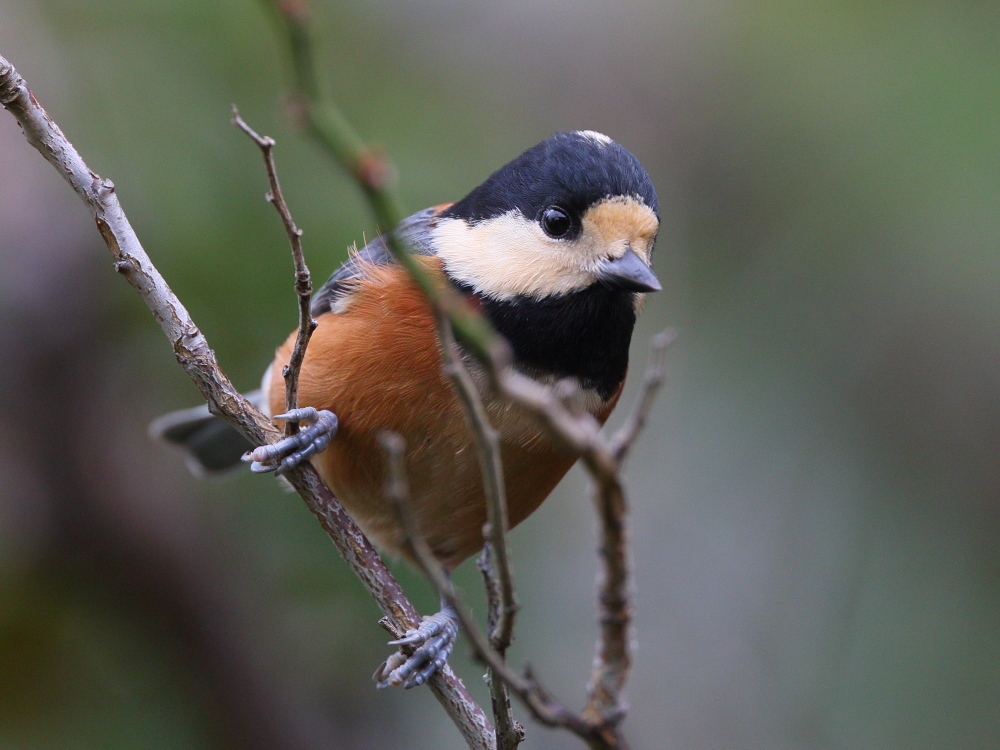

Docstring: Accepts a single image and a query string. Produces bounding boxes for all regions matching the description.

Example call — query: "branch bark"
[0,52,494,750]
[4,5,675,743]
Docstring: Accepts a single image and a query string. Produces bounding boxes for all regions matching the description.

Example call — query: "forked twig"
[379,434,594,740]
[609,329,676,462]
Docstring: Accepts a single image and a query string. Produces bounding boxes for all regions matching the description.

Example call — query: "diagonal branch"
[0,52,495,750]
[262,0,508,368]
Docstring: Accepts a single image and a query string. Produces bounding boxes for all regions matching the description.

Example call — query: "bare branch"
[609,329,675,463]
[583,329,674,728]
[438,321,518,648]
[0,52,494,750]
[437,321,522,748]
[493,369,636,730]
[496,370,635,731]
[379,434,598,743]
[231,107,317,436]
[477,549,524,749]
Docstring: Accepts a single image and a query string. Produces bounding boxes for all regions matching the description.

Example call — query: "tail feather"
[149,390,264,477]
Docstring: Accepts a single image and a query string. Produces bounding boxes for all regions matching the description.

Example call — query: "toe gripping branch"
[374,595,460,690]
[243,407,338,475]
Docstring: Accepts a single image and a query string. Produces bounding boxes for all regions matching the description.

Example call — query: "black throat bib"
[463,283,638,400]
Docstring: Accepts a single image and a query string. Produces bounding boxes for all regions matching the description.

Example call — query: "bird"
[150,129,660,689]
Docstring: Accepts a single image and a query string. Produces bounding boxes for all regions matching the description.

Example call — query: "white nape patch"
[574,130,613,146]
[432,196,659,300]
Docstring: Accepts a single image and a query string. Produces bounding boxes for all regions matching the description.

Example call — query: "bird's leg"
[373,588,460,690]
[243,407,338,475]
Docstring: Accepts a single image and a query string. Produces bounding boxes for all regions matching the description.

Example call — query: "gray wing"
[311,206,440,317]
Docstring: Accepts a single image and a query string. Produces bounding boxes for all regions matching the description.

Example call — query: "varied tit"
[151,130,661,689]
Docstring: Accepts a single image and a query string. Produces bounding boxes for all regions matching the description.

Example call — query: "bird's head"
[433,131,660,300]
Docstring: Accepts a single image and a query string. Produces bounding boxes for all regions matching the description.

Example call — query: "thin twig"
[477,549,524,749]
[0,52,494,750]
[438,320,518,649]
[437,320,522,748]
[379,434,596,741]
[608,329,676,462]
[231,107,317,436]
[585,329,674,727]
[490,372,635,733]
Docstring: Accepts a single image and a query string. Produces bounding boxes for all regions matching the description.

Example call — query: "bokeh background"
[2,1,999,748]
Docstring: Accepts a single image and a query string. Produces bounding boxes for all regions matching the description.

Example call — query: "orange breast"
[268,260,619,569]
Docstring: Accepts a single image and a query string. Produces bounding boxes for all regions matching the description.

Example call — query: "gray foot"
[373,604,459,689]
[243,407,338,475]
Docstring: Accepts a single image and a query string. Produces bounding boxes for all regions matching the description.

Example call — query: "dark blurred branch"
[263,0,508,368]
[261,3,673,748]
[231,107,317,437]
[264,4,523,745]
[0,52,494,750]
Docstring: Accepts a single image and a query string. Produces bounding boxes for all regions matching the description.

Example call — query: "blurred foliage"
[1,0,999,748]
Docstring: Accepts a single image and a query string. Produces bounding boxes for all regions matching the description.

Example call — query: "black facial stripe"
[460,282,637,400]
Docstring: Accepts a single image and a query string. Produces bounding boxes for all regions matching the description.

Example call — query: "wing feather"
[310,206,442,316]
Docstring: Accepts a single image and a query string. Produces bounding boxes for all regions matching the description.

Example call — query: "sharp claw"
[386,636,418,647]
[274,406,319,423]
[373,650,407,689]
[244,409,338,473]
[375,605,459,689]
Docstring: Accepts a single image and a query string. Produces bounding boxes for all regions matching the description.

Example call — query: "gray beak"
[596,248,661,293]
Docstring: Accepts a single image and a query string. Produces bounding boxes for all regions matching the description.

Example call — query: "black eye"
[540,206,572,238]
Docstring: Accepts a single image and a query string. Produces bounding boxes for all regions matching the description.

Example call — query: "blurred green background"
[2,0,998,748]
